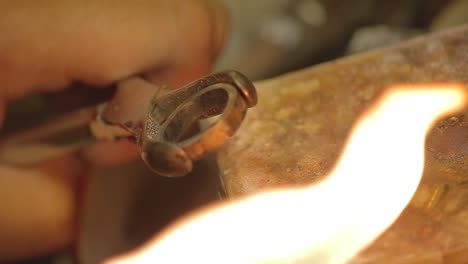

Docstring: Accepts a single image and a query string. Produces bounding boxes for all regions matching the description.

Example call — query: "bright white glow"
[106,84,466,264]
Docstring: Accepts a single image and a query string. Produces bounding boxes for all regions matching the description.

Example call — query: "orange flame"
[106,84,466,264]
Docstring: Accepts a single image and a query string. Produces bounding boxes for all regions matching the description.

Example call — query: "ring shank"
[140,71,256,177]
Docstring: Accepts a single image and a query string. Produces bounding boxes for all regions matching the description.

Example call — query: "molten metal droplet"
[141,141,193,177]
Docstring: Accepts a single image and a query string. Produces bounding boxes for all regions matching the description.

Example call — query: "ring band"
[140,71,257,177]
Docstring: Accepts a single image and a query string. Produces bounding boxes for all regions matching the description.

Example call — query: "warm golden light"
[106,84,466,264]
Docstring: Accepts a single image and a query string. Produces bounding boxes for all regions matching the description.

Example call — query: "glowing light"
[106,84,466,264]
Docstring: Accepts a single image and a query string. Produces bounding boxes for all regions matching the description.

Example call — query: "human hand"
[0,0,227,261]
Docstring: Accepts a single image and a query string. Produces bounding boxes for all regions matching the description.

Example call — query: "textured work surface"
[218,25,468,263]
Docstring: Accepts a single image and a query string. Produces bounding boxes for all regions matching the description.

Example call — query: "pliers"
[0,71,257,177]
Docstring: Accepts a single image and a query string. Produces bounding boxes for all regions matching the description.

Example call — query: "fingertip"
[144,62,213,88]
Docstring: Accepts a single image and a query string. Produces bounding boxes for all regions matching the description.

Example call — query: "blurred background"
[17,0,468,263]
[216,0,468,80]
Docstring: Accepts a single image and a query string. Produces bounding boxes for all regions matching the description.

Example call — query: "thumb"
[0,155,83,262]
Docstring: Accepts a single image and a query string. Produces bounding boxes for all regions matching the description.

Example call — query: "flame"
[106,84,466,264]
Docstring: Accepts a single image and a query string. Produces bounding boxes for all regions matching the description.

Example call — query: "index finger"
[0,0,228,120]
